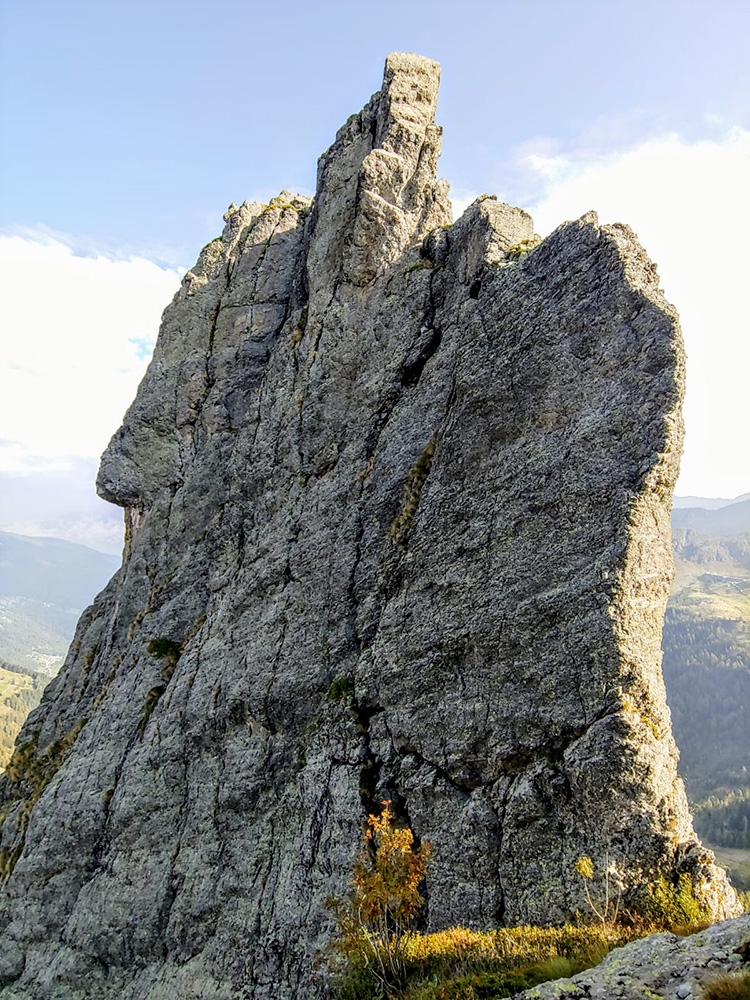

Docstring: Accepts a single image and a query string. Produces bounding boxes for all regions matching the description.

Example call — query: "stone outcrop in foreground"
[0,53,740,1000]
[519,913,750,1000]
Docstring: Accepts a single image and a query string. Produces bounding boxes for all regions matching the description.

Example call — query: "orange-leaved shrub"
[327,800,430,995]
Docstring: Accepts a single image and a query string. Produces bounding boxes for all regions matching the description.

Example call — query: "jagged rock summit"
[0,53,740,1000]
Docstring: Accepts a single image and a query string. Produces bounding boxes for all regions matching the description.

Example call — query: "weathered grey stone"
[517,912,750,1000]
[0,52,740,1000]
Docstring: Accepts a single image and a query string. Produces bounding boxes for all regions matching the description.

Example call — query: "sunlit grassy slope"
[0,660,45,768]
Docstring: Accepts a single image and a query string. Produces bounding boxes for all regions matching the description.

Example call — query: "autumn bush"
[327,813,715,1000]
[326,801,430,996]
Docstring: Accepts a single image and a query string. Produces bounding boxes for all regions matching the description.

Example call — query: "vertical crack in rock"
[0,52,740,1000]
[389,431,439,550]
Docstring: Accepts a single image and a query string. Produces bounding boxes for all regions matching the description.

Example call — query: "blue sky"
[3,0,749,262]
[1,0,749,550]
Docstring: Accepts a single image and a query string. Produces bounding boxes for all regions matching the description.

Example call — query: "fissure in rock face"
[0,53,739,1000]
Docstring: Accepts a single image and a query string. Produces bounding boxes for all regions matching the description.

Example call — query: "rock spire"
[0,52,739,1000]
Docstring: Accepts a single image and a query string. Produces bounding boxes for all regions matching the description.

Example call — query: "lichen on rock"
[0,51,740,1000]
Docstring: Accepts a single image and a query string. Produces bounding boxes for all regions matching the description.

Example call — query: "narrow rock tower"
[0,53,739,1000]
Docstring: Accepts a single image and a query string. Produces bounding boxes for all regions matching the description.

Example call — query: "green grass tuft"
[405,259,434,274]
[327,676,354,702]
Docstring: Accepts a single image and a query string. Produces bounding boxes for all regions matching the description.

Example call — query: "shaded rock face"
[0,53,739,1000]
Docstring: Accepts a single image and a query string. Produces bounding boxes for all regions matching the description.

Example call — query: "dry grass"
[333,905,724,1000]
[332,921,685,1000]
[702,971,750,1000]
[401,922,624,970]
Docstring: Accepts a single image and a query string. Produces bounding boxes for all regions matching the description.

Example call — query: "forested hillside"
[0,533,118,769]
[662,498,750,888]
[672,498,750,538]
[0,660,44,768]
[0,532,117,673]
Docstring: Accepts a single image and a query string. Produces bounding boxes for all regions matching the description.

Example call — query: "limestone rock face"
[0,53,739,1000]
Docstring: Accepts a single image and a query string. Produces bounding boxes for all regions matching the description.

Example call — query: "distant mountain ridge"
[0,532,118,676]
[0,531,119,609]
[673,493,750,510]
[672,498,750,536]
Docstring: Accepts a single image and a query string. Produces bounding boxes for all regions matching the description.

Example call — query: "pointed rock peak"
[375,52,442,139]
[306,53,451,294]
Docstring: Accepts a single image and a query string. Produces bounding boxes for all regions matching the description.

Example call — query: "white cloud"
[527,127,750,500]
[0,461,125,555]
[0,233,183,474]
[3,134,748,529]
[450,187,480,221]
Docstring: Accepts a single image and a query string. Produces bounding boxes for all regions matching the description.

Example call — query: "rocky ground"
[520,913,750,1000]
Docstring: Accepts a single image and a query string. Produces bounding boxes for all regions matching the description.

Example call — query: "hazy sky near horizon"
[1,0,749,551]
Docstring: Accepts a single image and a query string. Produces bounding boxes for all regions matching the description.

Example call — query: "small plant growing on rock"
[147,637,182,662]
[574,855,624,926]
[327,676,355,702]
[642,871,708,929]
[390,435,437,548]
[327,800,430,996]
[139,637,183,733]
[505,234,542,261]
[147,637,182,680]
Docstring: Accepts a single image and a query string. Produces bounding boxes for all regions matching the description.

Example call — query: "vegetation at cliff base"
[349,924,620,1000]
[327,805,715,1000]
[327,801,430,995]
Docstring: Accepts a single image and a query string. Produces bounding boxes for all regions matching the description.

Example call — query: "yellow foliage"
[574,856,594,880]
[402,922,621,968]
[327,801,430,994]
